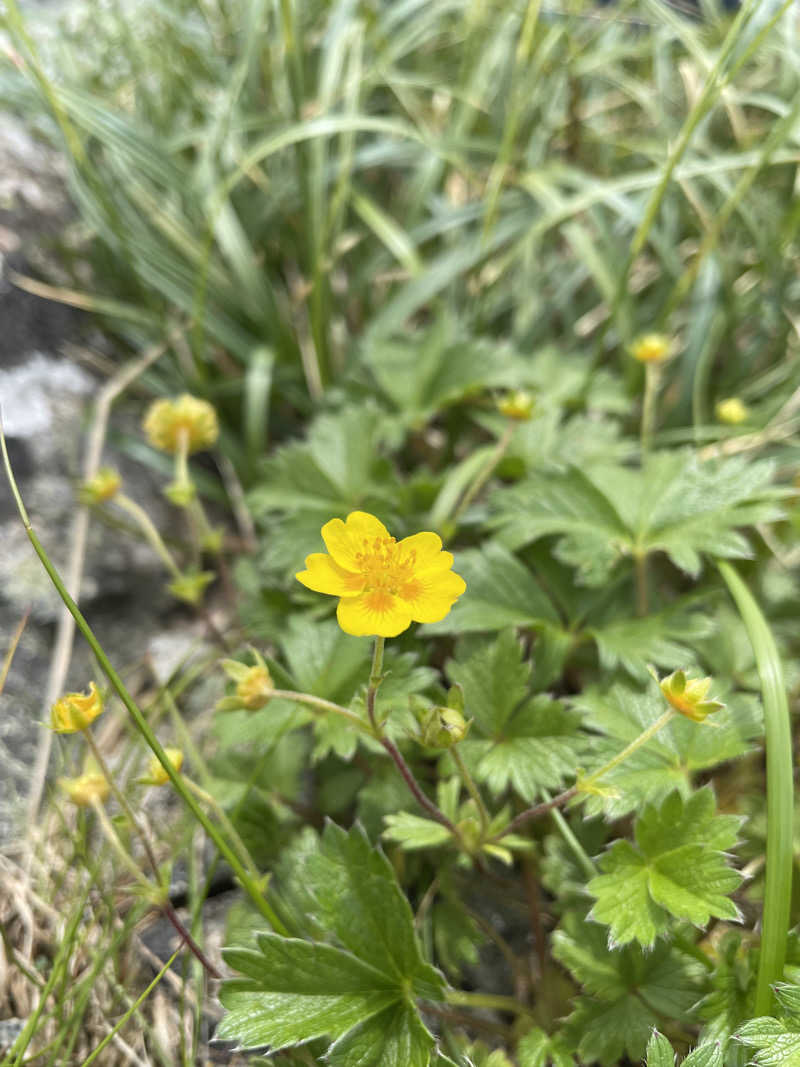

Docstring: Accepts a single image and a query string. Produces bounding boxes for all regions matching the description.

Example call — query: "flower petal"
[296,553,365,597]
[397,568,466,624]
[321,511,391,570]
[396,531,445,568]
[336,591,413,638]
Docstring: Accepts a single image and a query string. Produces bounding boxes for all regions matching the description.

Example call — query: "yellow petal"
[397,569,466,624]
[296,553,365,597]
[396,531,445,568]
[336,590,413,638]
[321,511,391,569]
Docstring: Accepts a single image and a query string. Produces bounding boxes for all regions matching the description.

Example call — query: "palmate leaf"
[445,630,584,802]
[553,913,703,1066]
[574,681,762,818]
[735,983,800,1066]
[517,1026,574,1067]
[489,451,783,585]
[218,824,443,1066]
[588,789,742,947]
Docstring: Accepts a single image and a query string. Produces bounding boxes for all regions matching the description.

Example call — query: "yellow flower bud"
[50,682,104,733]
[80,467,122,504]
[143,394,219,455]
[59,772,110,807]
[145,747,184,787]
[659,669,724,723]
[715,397,749,425]
[236,664,274,711]
[497,389,535,421]
[629,333,673,364]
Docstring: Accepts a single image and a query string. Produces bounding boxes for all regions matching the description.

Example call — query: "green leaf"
[302,823,445,1000]
[646,1030,676,1067]
[553,914,703,1066]
[382,812,453,851]
[446,631,583,801]
[737,1016,800,1066]
[490,452,782,585]
[327,1001,435,1067]
[588,789,742,947]
[218,935,398,1050]
[517,1026,575,1067]
[588,605,712,681]
[423,542,560,634]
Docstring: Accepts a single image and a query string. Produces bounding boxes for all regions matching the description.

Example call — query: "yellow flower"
[217,653,274,712]
[659,669,724,723]
[143,394,219,454]
[59,772,110,807]
[629,333,672,364]
[716,397,749,425]
[296,511,466,637]
[497,390,535,421]
[144,747,184,786]
[80,467,122,504]
[50,683,104,733]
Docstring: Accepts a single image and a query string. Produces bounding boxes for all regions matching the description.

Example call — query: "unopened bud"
[629,333,672,364]
[715,397,749,425]
[418,706,470,749]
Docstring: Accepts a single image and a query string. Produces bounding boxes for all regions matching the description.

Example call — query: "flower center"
[355,535,417,595]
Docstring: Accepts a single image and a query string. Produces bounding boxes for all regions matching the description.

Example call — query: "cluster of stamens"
[355,536,417,593]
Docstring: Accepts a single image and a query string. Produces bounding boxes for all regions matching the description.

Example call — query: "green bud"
[164,480,196,507]
[417,706,470,748]
[167,570,215,605]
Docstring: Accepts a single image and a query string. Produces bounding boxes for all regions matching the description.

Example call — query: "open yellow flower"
[296,511,466,637]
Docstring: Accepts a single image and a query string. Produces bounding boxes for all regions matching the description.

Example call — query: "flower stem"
[445,989,531,1017]
[451,421,514,525]
[634,549,649,616]
[366,635,385,732]
[493,708,677,840]
[183,776,261,881]
[451,744,490,836]
[267,689,373,734]
[640,362,661,454]
[1,416,287,935]
[114,493,183,579]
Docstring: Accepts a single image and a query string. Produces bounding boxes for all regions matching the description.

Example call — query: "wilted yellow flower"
[630,333,672,364]
[659,669,724,723]
[50,683,104,733]
[143,395,219,454]
[296,511,466,637]
[144,747,184,786]
[716,397,749,425]
[80,467,122,504]
[59,772,110,807]
[497,390,535,421]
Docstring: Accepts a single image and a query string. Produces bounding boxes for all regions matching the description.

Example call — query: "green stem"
[451,744,490,837]
[0,426,287,936]
[719,561,793,1016]
[445,989,531,1017]
[268,689,373,734]
[494,709,677,840]
[114,493,182,578]
[183,776,261,881]
[366,636,385,731]
[640,362,661,454]
[549,802,597,881]
[451,422,514,526]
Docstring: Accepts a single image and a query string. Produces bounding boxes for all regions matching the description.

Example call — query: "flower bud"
[497,389,535,421]
[80,467,122,505]
[164,480,197,507]
[659,669,724,723]
[218,654,274,711]
[715,397,749,425]
[144,747,184,786]
[167,570,215,605]
[629,333,672,364]
[59,772,110,807]
[417,706,470,749]
[50,682,104,733]
[143,395,219,455]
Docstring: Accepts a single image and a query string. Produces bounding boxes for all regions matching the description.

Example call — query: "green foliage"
[588,789,742,947]
[646,1030,723,1067]
[218,824,443,1064]
[737,983,800,1065]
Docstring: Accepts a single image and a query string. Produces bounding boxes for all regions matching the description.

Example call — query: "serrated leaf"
[646,1030,676,1067]
[218,935,397,1050]
[553,914,703,1065]
[423,542,559,634]
[383,812,453,850]
[327,1001,434,1067]
[737,1017,800,1066]
[682,1043,723,1067]
[588,790,742,947]
[517,1026,575,1067]
[303,823,445,1000]
[446,631,583,801]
